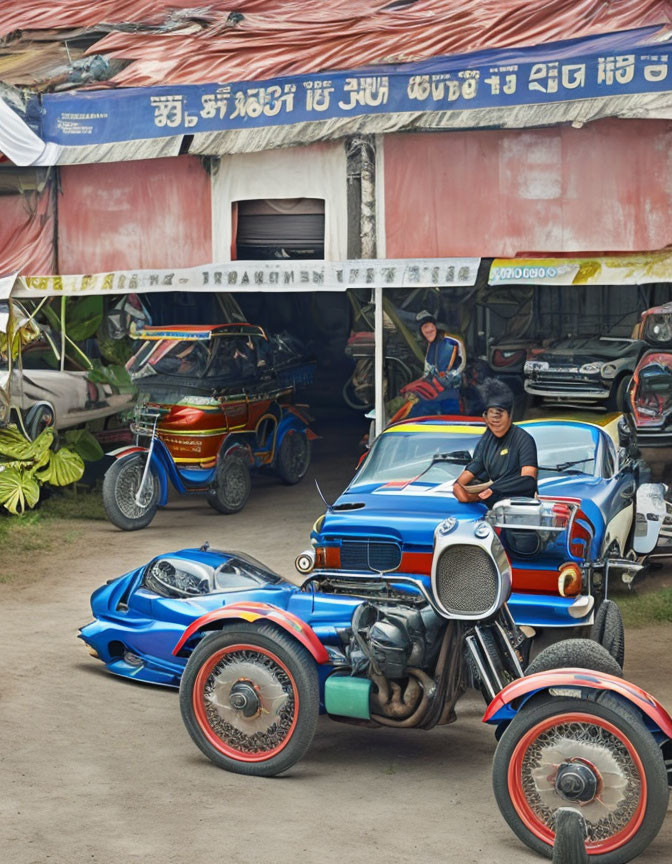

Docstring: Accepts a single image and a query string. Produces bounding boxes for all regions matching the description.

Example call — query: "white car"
[1,300,134,438]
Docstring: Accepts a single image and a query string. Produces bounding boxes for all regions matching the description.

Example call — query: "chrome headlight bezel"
[579,362,601,375]
[430,520,512,620]
[600,362,619,379]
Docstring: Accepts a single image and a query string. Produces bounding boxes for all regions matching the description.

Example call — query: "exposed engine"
[346,601,443,679]
[342,601,461,726]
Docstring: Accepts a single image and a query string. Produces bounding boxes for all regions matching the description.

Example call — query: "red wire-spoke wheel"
[492,696,669,864]
[179,623,319,777]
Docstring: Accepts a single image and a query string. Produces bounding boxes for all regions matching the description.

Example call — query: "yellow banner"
[489,252,672,286]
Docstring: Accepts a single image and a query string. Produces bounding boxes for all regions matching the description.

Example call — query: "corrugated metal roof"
[1,1,671,89]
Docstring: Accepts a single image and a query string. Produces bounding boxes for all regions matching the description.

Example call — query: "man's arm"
[453,470,494,502]
[479,432,538,500]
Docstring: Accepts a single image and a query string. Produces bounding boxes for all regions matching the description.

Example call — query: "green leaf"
[0,426,34,460]
[0,426,54,462]
[36,447,84,487]
[67,298,104,342]
[43,297,103,342]
[0,465,40,514]
[96,335,135,366]
[87,361,135,393]
[26,426,55,459]
[64,429,104,462]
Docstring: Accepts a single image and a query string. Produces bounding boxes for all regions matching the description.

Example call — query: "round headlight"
[579,362,601,375]
[474,522,492,539]
[601,363,618,379]
[295,549,316,574]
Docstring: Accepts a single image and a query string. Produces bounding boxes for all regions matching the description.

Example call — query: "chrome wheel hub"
[203,651,294,753]
[521,721,642,842]
[554,759,599,803]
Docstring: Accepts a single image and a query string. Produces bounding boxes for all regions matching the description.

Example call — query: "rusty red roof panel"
[1,1,672,88]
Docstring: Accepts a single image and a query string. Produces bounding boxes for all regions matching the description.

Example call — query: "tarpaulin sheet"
[57,156,212,273]
[489,251,672,285]
[11,258,481,298]
[35,27,672,152]
[382,119,672,258]
[0,187,55,277]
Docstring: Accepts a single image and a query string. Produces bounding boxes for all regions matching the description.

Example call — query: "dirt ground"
[1,420,671,864]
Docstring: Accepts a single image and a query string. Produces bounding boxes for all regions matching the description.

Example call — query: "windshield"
[351,431,483,487]
[350,422,599,489]
[129,339,211,378]
[525,423,598,477]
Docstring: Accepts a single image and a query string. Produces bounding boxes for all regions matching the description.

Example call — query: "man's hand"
[478,488,493,500]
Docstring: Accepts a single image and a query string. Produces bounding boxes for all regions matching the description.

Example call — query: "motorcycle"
[174,518,671,862]
[102,323,315,530]
[342,289,431,411]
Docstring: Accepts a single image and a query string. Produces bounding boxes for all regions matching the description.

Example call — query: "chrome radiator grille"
[435,544,498,615]
[339,540,402,572]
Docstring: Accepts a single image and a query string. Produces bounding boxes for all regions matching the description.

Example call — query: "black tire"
[607,375,632,412]
[492,695,669,864]
[342,374,373,411]
[26,404,55,440]
[276,429,311,485]
[590,600,625,668]
[387,356,415,397]
[525,638,622,678]
[179,623,319,777]
[102,454,160,530]
[207,452,251,514]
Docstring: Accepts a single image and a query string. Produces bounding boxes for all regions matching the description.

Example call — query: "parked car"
[302,416,670,656]
[627,301,672,446]
[0,299,134,438]
[80,535,672,861]
[102,323,315,530]
[523,332,645,411]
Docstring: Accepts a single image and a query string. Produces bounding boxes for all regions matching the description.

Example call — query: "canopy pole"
[374,284,384,438]
[60,296,66,372]
[354,134,383,437]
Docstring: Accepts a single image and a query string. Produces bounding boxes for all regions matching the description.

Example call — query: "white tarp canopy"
[0,98,61,166]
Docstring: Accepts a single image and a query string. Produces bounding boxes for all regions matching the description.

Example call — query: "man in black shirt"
[453,379,537,506]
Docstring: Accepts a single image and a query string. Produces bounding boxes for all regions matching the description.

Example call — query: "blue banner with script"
[36,26,672,146]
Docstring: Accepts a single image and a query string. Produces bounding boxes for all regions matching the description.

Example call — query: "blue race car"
[300,416,670,650]
[80,529,672,862]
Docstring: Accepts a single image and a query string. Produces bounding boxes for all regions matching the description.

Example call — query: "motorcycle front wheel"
[493,694,669,864]
[179,623,319,776]
[102,454,160,530]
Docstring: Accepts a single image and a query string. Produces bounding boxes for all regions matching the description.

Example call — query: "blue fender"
[276,408,310,446]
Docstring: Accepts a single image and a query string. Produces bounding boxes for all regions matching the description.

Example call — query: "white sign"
[12,258,480,297]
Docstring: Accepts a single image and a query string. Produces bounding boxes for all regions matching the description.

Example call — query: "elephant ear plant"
[0,425,101,515]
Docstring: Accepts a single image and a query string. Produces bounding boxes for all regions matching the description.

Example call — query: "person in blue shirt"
[399,310,463,417]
